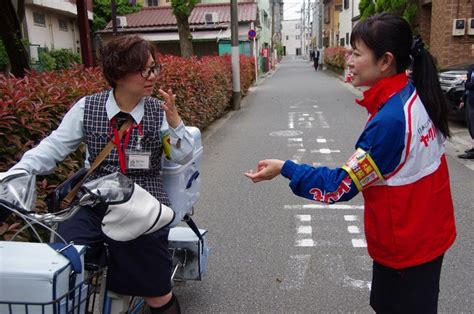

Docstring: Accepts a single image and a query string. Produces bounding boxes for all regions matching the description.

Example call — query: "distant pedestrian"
[245,13,455,312]
[458,59,474,159]
[313,49,320,71]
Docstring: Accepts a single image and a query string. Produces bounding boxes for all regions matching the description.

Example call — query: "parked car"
[438,63,470,123]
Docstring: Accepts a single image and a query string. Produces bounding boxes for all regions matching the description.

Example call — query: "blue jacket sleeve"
[280,95,406,204]
[281,161,359,203]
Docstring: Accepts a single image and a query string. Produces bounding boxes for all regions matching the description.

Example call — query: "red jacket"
[281,74,456,269]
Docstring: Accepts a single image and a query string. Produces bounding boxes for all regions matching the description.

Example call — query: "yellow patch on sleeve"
[341,148,383,191]
[162,133,171,160]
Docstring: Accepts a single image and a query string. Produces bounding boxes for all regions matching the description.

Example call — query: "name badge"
[126,150,151,169]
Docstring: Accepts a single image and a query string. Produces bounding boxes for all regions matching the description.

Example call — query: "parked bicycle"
[0,170,209,314]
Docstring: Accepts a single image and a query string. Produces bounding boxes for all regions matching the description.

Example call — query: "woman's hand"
[158,88,181,129]
[244,159,285,183]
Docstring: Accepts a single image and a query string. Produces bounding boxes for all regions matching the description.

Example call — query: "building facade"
[281,19,302,56]
[23,0,93,63]
[338,0,359,48]
[423,0,474,68]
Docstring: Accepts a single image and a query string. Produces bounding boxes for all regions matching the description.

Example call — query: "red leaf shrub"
[323,46,350,69]
[0,54,255,222]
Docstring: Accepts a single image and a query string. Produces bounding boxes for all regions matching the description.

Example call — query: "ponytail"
[411,37,451,138]
[351,14,450,138]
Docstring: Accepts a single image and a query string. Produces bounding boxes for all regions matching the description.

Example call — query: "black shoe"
[458,151,474,159]
[465,148,474,154]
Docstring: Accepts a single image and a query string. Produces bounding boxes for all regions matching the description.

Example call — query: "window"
[33,12,46,27]
[58,18,68,31]
[340,38,345,46]
[147,0,158,6]
[344,0,349,9]
[286,35,289,40]
[296,35,300,40]
[346,33,349,45]
[295,24,300,29]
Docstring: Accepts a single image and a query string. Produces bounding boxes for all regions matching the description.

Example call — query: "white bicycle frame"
[0,173,146,314]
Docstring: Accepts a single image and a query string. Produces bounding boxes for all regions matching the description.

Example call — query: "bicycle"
[0,171,209,314]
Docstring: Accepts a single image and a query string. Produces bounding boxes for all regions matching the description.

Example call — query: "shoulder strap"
[184,215,203,241]
[60,118,133,209]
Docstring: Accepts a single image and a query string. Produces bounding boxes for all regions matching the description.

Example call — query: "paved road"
[174,56,474,313]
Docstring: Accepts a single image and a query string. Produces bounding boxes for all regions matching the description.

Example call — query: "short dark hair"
[100,35,157,88]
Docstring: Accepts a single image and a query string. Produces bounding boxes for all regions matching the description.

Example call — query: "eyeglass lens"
[141,65,161,78]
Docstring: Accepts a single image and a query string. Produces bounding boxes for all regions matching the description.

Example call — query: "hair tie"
[411,36,424,58]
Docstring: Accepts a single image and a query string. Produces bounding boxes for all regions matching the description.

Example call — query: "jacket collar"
[355,73,408,116]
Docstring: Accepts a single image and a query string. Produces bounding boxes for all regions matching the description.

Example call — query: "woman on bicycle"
[8,35,192,313]
[244,13,456,312]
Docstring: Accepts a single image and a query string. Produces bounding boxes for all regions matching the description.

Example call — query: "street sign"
[248,29,257,40]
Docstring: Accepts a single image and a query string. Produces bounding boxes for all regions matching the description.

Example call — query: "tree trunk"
[176,13,194,58]
[0,0,29,77]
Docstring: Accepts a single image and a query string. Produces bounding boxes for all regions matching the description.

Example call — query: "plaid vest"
[83,91,170,205]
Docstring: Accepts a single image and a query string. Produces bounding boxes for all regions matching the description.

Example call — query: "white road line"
[291,148,306,163]
[296,214,312,222]
[343,275,371,290]
[316,138,327,143]
[288,143,304,148]
[296,239,315,247]
[310,148,341,154]
[280,254,311,290]
[352,239,367,247]
[344,214,359,221]
[297,226,312,234]
[285,204,364,210]
[347,225,360,233]
[288,138,303,142]
[314,112,330,128]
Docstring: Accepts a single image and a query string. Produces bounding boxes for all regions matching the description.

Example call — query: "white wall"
[282,19,302,56]
[339,0,360,48]
[25,6,81,60]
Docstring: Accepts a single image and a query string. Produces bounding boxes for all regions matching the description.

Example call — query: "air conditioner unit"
[452,18,465,36]
[204,12,218,24]
[116,16,128,27]
[468,18,474,35]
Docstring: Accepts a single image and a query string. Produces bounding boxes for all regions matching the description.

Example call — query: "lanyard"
[111,117,143,174]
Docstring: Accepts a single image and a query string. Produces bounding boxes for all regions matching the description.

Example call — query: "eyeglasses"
[140,64,161,78]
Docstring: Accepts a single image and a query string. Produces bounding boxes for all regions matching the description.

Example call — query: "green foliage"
[49,49,81,69]
[359,0,418,25]
[170,0,198,17]
[39,52,57,71]
[38,49,81,71]
[0,40,9,71]
[276,43,284,58]
[92,0,142,33]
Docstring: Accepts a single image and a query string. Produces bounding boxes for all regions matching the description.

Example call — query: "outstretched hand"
[158,88,181,129]
[244,159,285,183]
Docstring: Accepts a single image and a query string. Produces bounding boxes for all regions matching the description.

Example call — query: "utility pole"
[301,0,304,57]
[111,0,118,36]
[76,0,93,67]
[271,0,275,68]
[231,0,241,110]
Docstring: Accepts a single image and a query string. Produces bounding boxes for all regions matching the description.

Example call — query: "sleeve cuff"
[168,120,185,143]
[281,160,297,180]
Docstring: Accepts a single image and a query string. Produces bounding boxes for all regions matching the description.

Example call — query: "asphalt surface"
[173,56,474,313]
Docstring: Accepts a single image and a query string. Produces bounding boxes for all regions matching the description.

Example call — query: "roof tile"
[106,2,257,29]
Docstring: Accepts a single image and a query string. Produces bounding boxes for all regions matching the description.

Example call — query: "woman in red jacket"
[245,13,456,313]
